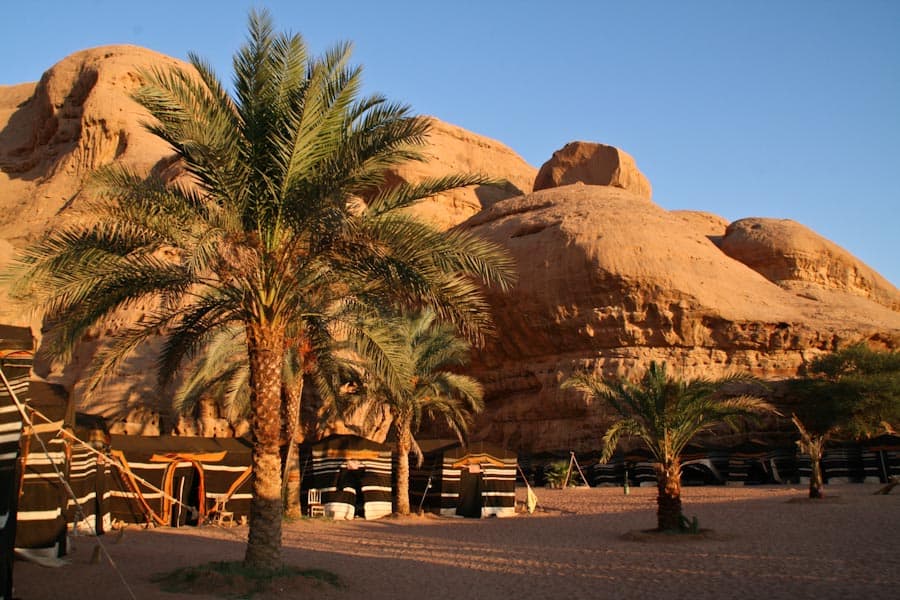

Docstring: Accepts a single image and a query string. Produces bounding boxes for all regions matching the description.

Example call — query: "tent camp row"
[300,435,517,520]
[1,323,518,596]
[587,441,900,487]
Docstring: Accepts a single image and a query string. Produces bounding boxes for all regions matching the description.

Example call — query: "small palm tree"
[353,310,484,515]
[563,362,777,531]
[788,344,900,498]
[9,11,514,567]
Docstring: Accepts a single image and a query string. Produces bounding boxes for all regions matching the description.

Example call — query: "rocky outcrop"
[458,185,900,452]
[0,46,536,428]
[670,210,730,244]
[719,218,900,312]
[533,141,652,200]
[0,46,190,251]
[383,117,536,230]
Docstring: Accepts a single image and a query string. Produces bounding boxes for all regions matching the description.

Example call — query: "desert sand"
[12,484,899,599]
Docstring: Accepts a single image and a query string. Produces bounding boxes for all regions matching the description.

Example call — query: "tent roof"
[0,325,32,352]
[862,434,900,451]
[28,380,73,424]
[110,434,252,455]
[419,439,517,461]
[306,433,389,453]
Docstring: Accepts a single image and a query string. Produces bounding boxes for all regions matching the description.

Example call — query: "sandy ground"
[12,484,900,599]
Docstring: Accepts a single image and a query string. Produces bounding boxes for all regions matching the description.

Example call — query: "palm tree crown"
[11,10,514,566]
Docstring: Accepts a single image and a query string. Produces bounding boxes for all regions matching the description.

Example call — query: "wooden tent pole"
[570,451,590,487]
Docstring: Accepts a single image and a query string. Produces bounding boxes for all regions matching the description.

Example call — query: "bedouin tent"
[821,443,865,484]
[66,412,113,535]
[0,325,33,600]
[862,434,900,483]
[13,380,74,558]
[302,434,392,520]
[107,435,253,527]
[410,440,517,518]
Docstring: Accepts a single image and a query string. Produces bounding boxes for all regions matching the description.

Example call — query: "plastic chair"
[307,489,325,517]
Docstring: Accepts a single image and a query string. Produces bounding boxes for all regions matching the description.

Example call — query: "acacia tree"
[563,362,777,531]
[788,344,900,498]
[352,310,484,515]
[11,11,514,567]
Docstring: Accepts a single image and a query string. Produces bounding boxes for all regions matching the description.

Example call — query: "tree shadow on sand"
[153,561,341,599]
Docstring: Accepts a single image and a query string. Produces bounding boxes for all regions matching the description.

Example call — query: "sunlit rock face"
[0,47,536,429]
[382,116,536,230]
[457,183,899,452]
[533,141,652,200]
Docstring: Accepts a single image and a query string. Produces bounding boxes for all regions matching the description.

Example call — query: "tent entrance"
[170,465,201,527]
[456,466,483,518]
[340,465,366,518]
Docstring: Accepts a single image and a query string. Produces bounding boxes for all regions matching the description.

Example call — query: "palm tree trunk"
[282,377,303,519]
[793,416,826,499]
[244,321,285,569]
[803,436,826,499]
[395,418,412,516]
[655,459,683,531]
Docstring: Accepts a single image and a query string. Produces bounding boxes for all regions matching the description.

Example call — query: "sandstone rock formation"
[719,218,900,312]
[0,46,535,430]
[0,46,189,251]
[533,141,652,200]
[458,184,900,452]
[382,117,536,229]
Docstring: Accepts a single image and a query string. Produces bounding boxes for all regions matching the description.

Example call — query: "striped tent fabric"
[107,435,253,527]
[863,435,900,483]
[680,447,728,486]
[410,440,517,518]
[66,413,113,535]
[14,381,73,557]
[766,447,798,484]
[302,435,393,520]
[0,326,33,600]
[822,444,864,484]
[623,449,658,487]
[591,452,626,486]
[726,442,772,485]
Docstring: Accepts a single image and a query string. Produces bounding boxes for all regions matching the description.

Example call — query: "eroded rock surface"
[383,117,536,229]
[458,185,900,452]
[533,141,652,200]
[720,218,900,312]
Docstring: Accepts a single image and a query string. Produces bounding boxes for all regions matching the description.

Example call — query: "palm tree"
[10,11,514,567]
[788,344,900,499]
[353,310,484,515]
[563,362,777,531]
[173,312,390,518]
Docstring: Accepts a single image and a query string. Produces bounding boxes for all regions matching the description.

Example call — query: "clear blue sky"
[3,1,898,285]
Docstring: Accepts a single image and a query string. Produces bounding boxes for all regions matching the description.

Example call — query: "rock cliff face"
[0,46,537,430]
[0,46,188,248]
[383,117,536,230]
[458,183,900,452]
[719,218,900,312]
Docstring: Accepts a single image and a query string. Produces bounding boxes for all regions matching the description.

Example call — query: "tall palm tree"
[9,11,514,567]
[353,310,484,515]
[563,362,777,531]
